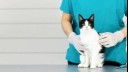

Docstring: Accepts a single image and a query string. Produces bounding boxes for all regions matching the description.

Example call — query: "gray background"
[0,0,68,65]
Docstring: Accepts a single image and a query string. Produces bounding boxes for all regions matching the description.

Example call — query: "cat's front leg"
[78,55,86,68]
[97,54,104,68]
[78,53,89,68]
[97,64,103,68]
[83,52,90,68]
[90,53,98,68]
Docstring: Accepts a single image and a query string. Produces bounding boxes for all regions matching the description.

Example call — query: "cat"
[78,14,105,68]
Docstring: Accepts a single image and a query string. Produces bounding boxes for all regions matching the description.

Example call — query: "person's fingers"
[99,37,108,44]
[76,36,85,46]
[99,32,111,40]
[99,35,108,40]
[74,45,84,54]
[78,41,85,46]
[74,41,85,49]
[104,44,112,48]
[101,41,110,46]
[102,40,115,48]
[100,32,111,35]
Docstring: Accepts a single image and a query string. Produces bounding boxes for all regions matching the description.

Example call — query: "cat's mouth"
[85,28,90,30]
[84,27,90,30]
[85,29,92,31]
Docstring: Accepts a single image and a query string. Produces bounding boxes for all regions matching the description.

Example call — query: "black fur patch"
[99,46,105,53]
[98,32,105,53]
[80,50,84,54]
[98,32,100,35]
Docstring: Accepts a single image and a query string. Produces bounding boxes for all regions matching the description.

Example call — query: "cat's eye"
[82,24,85,26]
[89,24,91,26]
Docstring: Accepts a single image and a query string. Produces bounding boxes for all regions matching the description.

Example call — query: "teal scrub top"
[60,0,127,65]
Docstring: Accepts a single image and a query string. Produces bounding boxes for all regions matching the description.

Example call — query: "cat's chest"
[80,31,99,44]
[81,33,98,40]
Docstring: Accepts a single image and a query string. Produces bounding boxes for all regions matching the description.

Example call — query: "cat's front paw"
[78,64,89,68]
[78,64,85,68]
[90,65,97,69]
[97,64,103,68]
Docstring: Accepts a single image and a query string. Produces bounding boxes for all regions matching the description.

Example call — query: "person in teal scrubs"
[60,0,127,66]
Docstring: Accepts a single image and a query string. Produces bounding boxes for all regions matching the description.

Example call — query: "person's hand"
[99,31,125,48]
[68,32,85,53]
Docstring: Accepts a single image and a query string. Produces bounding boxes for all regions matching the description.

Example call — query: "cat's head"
[79,14,94,32]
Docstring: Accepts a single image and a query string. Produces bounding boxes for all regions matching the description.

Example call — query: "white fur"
[78,21,104,68]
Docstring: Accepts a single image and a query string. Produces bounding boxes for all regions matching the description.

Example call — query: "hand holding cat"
[68,32,86,53]
[99,31,125,48]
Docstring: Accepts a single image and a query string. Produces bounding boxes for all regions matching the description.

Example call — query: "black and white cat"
[78,14,104,68]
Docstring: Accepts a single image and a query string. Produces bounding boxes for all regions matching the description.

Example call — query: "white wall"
[0,0,68,65]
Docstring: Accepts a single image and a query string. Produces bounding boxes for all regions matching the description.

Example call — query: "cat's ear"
[79,14,84,21]
[89,14,94,21]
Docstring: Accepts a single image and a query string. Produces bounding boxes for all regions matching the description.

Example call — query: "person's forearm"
[121,26,127,37]
[61,20,73,36]
[61,13,73,36]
